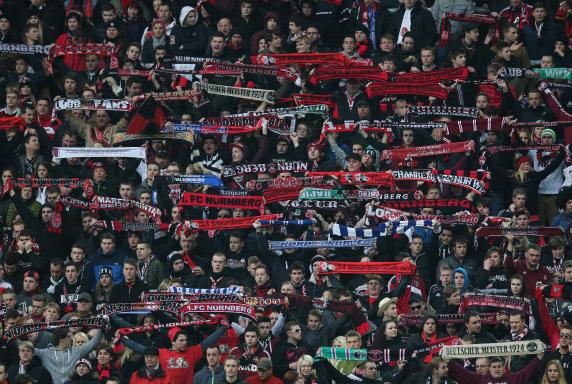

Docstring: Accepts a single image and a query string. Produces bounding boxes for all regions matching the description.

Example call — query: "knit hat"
[98,266,113,278]
[66,11,82,23]
[421,313,438,327]
[168,327,184,342]
[541,128,557,142]
[104,21,121,31]
[167,251,184,266]
[514,156,532,169]
[76,358,92,371]
[364,145,377,162]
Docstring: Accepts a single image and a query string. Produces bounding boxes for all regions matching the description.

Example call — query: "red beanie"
[168,327,183,342]
[514,156,532,169]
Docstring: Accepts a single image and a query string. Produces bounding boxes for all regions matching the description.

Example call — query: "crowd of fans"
[1,0,572,383]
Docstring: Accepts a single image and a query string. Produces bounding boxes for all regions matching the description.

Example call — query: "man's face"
[528,92,541,108]
[281,284,295,294]
[211,37,225,54]
[409,238,423,254]
[32,300,44,316]
[307,27,320,42]
[541,55,554,68]
[475,359,490,374]
[18,235,32,250]
[225,359,239,377]
[203,139,217,155]
[119,184,133,199]
[454,243,467,258]
[241,2,253,16]
[64,79,77,94]
[65,265,78,283]
[95,111,109,127]
[26,136,40,152]
[50,263,63,279]
[212,255,226,273]
[346,336,361,349]
[229,236,243,253]
[454,272,465,289]
[180,232,197,251]
[173,334,187,351]
[123,263,137,281]
[466,29,479,43]
[363,363,377,379]
[41,207,53,222]
[533,7,546,22]
[490,362,504,378]
[542,133,554,145]
[102,10,115,22]
[158,5,171,22]
[513,193,526,208]
[453,54,466,67]
[144,354,159,368]
[307,315,321,331]
[526,248,540,268]
[436,362,449,379]
[217,18,232,35]
[136,244,151,261]
[560,329,572,347]
[70,247,84,263]
[206,348,220,367]
[290,269,304,283]
[62,134,77,147]
[101,239,115,253]
[440,230,453,245]
[2,293,15,308]
[421,50,434,65]
[466,316,481,334]
[126,46,140,60]
[510,315,525,333]
[476,95,489,109]
[288,325,302,341]
[258,321,271,338]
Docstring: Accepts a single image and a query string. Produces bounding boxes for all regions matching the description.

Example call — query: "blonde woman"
[73,332,89,347]
[296,354,326,384]
[541,360,566,384]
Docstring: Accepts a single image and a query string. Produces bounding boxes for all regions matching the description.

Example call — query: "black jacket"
[389,3,437,48]
[109,278,149,303]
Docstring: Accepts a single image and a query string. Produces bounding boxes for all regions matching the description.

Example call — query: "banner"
[194,82,275,103]
[52,147,145,159]
[98,302,182,316]
[299,188,344,200]
[475,226,565,238]
[374,199,473,210]
[307,172,395,187]
[181,214,281,231]
[15,178,83,189]
[268,239,376,250]
[441,340,544,359]
[204,61,296,78]
[252,52,372,67]
[118,317,223,335]
[409,106,480,118]
[170,286,242,295]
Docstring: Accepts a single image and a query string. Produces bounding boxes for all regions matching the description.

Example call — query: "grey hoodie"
[35,329,103,384]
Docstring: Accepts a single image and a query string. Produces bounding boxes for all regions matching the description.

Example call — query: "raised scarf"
[367,206,480,225]
[259,219,314,226]
[444,117,510,136]
[92,221,170,232]
[439,13,498,48]
[399,313,498,326]
[169,286,241,295]
[268,239,376,250]
[366,83,448,99]
[329,221,435,238]
[307,171,395,187]
[317,261,416,275]
[252,53,372,67]
[381,141,475,161]
[179,302,256,321]
[0,43,49,55]
[441,340,544,359]
[299,188,344,200]
[47,43,118,74]
[169,123,260,135]
[179,192,264,213]
[203,115,289,130]
[4,316,109,340]
[193,81,275,103]
[118,317,224,335]
[373,198,473,210]
[485,144,562,155]
[0,116,24,130]
[475,226,564,238]
[54,98,131,111]
[98,302,182,316]
[247,175,338,191]
[15,178,83,189]
[222,161,309,177]
[290,199,350,210]
[52,146,145,159]
[154,175,222,187]
[409,106,480,118]
[179,214,281,232]
[391,169,488,194]
[459,293,531,314]
[204,61,296,78]
[262,187,305,203]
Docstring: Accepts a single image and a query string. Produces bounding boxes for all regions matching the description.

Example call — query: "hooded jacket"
[35,330,103,384]
[170,6,210,56]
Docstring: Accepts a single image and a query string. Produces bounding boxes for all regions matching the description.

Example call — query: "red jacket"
[503,252,550,297]
[245,375,284,384]
[129,366,172,384]
[159,344,202,384]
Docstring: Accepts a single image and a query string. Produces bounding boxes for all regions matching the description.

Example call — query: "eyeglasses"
[410,305,423,310]
[290,328,302,333]
[560,333,572,339]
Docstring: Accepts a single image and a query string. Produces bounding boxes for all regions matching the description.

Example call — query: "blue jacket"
[89,248,127,287]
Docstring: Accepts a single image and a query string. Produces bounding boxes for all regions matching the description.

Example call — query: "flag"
[127,96,167,134]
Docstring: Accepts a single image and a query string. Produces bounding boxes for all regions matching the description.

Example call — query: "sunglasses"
[290,328,302,333]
